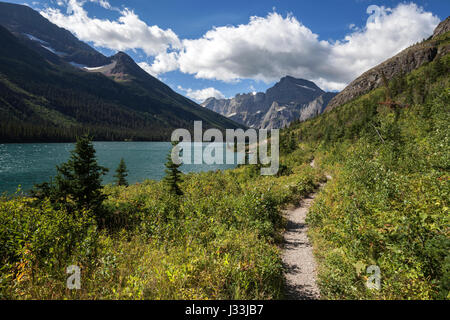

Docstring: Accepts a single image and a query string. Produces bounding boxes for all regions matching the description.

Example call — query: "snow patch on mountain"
[296,84,315,91]
[41,44,67,56]
[84,62,116,71]
[24,33,47,44]
[69,61,87,68]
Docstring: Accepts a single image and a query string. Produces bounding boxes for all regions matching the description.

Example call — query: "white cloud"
[176,4,439,90]
[137,62,158,77]
[178,12,330,84]
[177,86,225,103]
[142,52,179,75]
[348,23,359,31]
[91,0,112,10]
[328,3,440,88]
[40,2,440,91]
[41,0,181,56]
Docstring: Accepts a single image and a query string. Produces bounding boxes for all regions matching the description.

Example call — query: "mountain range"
[1,1,447,140]
[202,14,450,129]
[201,77,337,129]
[0,2,244,142]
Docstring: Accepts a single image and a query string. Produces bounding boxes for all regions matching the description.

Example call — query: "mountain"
[433,16,450,39]
[326,16,450,111]
[201,76,337,129]
[0,3,244,142]
[0,2,110,67]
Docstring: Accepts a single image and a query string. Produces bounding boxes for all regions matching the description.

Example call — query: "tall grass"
[0,154,323,299]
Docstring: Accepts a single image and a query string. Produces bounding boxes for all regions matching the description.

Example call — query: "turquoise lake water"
[0,142,239,194]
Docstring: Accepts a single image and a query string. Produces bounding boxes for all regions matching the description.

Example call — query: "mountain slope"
[201,76,337,129]
[278,26,449,299]
[0,2,110,67]
[86,51,242,130]
[326,16,450,111]
[0,23,244,142]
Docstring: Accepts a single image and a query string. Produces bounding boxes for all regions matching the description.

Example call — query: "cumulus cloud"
[136,62,158,77]
[41,0,181,56]
[327,3,440,89]
[40,2,440,91]
[178,12,330,84]
[91,0,112,10]
[177,86,225,103]
[177,4,439,90]
[139,52,180,76]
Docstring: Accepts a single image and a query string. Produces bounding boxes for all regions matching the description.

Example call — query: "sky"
[5,0,450,102]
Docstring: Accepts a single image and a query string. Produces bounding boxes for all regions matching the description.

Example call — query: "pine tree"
[163,141,183,196]
[114,158,129,186]
[288,132,297,152]
[56,135,108,213]
[34,135,109,217]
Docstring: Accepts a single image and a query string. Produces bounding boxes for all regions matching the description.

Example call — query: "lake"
[0,142,240,194]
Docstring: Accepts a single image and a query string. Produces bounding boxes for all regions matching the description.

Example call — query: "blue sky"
[5,0,450,102]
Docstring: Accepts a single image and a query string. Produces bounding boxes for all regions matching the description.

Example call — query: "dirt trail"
[282,160,327,300]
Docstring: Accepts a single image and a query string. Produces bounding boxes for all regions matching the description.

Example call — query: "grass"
[289,53,449,300]
[0,150,324,299]
[1,36,448,301]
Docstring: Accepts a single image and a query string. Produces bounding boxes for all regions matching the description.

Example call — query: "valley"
[0,1,448,302]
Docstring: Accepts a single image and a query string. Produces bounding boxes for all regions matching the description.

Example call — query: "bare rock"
[433,16,450,39]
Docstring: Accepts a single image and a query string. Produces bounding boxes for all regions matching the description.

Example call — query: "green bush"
[302,56,450,300]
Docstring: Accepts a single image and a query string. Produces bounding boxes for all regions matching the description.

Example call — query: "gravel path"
[282,193,321,299]
[282,160,327,300]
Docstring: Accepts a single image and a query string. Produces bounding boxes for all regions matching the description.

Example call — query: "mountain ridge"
[0,3,245,142]
[202,76,336,129]
[0,2,111,67]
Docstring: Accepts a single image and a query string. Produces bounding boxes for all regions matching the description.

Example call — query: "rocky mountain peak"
[279,76,321,89]
[266,76,324,106]
[433,16,450,39]
[201,76,336,129]
[112,51,134,63]
[202,97,218,105]
[109,51,155,81]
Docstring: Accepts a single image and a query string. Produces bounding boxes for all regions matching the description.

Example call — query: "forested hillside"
[280,39,449,299]
[0,23,243,142]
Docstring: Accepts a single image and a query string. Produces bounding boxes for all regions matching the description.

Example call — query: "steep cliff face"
[326,16,450,112]
[202,76,336,129]
[433,17,450,39]
[202,92,266,128]
[259,92,336,129]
